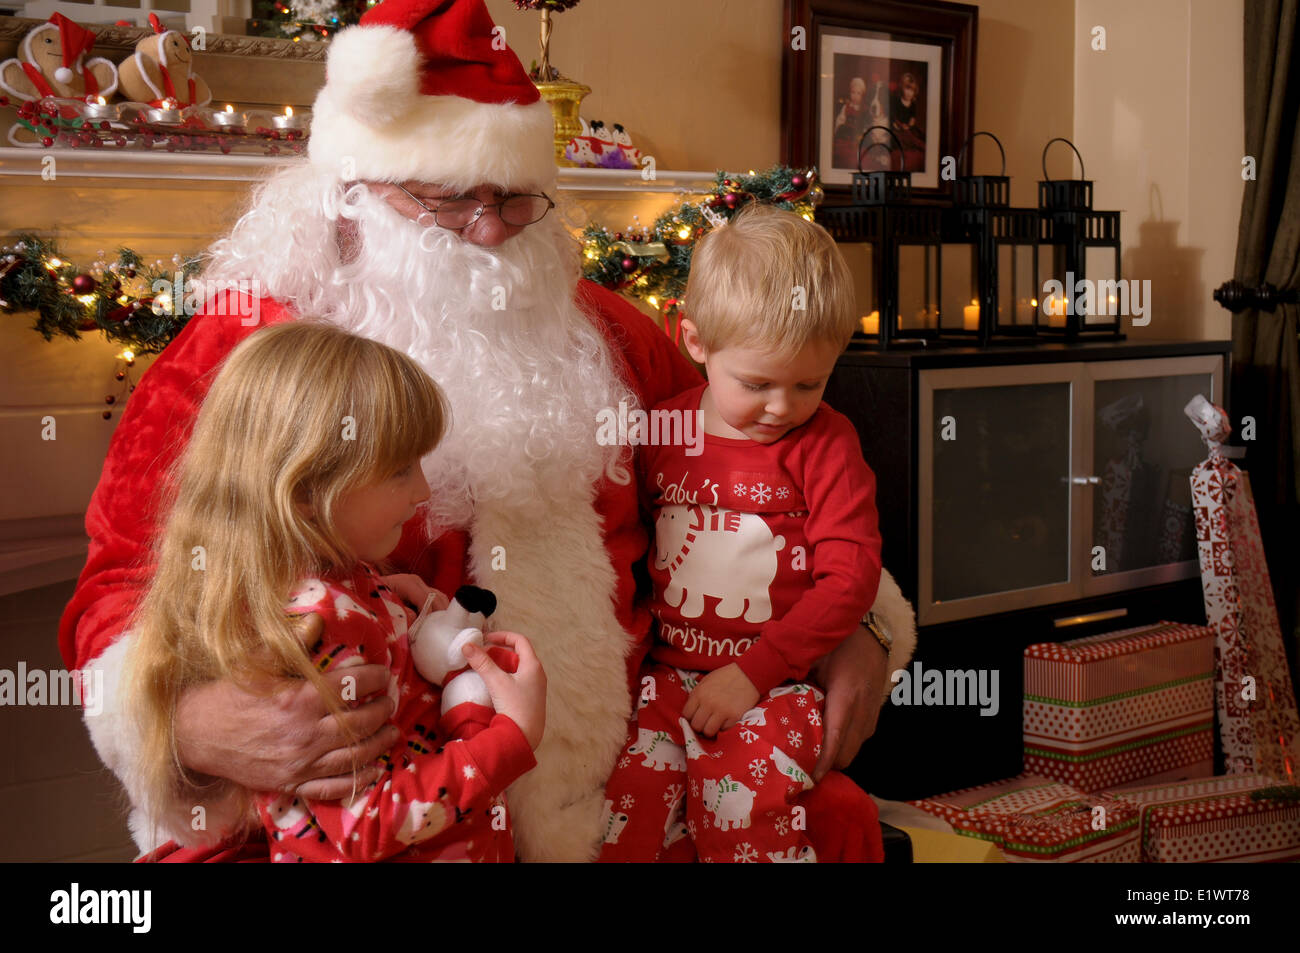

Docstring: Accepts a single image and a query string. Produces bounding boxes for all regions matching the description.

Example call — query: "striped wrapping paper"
[909,774,1140,862]
[1023,622,1215,792]
[1100,774,1300,862]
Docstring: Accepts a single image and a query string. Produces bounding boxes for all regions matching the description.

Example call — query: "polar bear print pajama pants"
[599,662,824,863]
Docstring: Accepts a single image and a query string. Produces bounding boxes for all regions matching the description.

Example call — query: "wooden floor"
[0,579,137,862]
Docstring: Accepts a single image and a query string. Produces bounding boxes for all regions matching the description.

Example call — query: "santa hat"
[308,0,556,192]
[40,13,97,85]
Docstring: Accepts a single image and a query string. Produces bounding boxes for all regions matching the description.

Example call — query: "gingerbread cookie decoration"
[0,13,119,103]
[116,13,211,108]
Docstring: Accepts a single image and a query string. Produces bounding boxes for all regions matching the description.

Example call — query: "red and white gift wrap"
[909,774,1140,862]
[1023,622,1215,792]
[1186,395,1300,780]
[1101,773,1300,862]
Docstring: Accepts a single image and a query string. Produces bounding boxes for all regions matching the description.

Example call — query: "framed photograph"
[781,0,977,196]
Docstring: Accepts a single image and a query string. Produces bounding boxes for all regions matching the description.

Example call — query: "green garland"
[579,165,822,335]
[1,235,201,355]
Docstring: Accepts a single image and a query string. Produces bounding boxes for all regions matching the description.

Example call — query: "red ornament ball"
[102,410,112,420]
[41,137,54,147]
[72,274,97,294]
[722,193,740,210]
[105,395,116,405]
[620,257,637,273]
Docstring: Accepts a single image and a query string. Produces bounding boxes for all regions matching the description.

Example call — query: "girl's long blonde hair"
[126,320,448,844]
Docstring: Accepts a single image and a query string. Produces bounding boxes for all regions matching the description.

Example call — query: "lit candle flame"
[285,106,294,118]
[225,104,234,113]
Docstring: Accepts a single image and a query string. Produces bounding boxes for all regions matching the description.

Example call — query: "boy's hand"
[683,664,759,738]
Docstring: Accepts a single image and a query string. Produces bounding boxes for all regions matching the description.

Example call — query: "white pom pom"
[54,67,73,84]
[324,25,422,127]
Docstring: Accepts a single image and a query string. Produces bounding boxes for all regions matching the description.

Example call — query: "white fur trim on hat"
[308,25,556,192]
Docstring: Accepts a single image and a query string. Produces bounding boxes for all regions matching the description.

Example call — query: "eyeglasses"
[396,185,555,230]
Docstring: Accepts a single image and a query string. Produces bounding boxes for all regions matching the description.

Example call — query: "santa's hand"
[175,662,400,800]
[378,573,447,613]
[462,631,547,750]
[811,623,886,782]
[683,664,759,738]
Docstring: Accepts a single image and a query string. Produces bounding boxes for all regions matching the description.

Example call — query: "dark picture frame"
[781,0,977,198]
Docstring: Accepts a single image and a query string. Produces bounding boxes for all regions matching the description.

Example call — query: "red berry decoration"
[41,136,54,147]
[105,395,115,405]
[72,274,97,294]
[102,410,112,420]
[115,371,125,381]
[614,232,623,241]
[99,121,110,132]
[125,268,136,278]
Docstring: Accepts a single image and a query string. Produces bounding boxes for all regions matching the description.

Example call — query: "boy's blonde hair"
[126,321,448,845]
[684,203,857,354]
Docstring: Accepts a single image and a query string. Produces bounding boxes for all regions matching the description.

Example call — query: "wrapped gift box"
[1101,774,1300,862]
[909,774,1140,862]
[1023,621,1214,791]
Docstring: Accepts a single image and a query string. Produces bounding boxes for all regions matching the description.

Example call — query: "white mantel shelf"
[0,148,717,193]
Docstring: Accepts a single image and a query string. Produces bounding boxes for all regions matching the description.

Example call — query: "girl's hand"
[683,664,760,738]
[462,631,547,750]
[379,573,447,613]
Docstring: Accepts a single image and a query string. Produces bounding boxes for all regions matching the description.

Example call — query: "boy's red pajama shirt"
[600,385,883,863]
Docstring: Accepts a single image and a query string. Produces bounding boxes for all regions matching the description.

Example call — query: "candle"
[860,311,879,335]
[83,96,117,121]
[1046,294,1067,328]
[963,299,980,331]
[147,100,181,124]
[272,106,305,130]
[210,104,245,129]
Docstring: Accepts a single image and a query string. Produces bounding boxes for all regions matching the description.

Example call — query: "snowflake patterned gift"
[1100,773,1300,862]
[910,774,1140,862]
[1185,395,1300,781]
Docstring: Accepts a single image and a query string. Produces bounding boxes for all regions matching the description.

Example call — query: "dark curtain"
[1233,0,1300,667]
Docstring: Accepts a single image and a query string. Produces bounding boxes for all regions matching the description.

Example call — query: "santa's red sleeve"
[577,280,702,411]
[56,292,295,850]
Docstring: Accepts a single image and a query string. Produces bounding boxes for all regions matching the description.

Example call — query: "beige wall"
[1075,0,1244,341]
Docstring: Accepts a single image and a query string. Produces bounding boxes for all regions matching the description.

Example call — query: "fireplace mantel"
[0,147,717,193]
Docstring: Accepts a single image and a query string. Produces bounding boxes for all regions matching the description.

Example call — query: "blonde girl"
[126,321,545,862]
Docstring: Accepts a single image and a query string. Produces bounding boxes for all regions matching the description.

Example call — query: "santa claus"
[58,0,913,862]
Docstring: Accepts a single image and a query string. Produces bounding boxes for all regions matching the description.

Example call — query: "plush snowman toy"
[407,585,503,738]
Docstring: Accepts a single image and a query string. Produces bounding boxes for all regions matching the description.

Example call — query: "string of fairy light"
[579,165,822,341]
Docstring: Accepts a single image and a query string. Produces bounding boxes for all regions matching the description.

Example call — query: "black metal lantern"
[940,132,1040,345]
[816,126,942,348]
[1036,138,1123,339]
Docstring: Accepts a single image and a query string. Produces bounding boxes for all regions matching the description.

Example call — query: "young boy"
[600,203,882,863]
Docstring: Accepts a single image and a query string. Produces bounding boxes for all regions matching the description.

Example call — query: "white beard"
[205,168,640,860]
